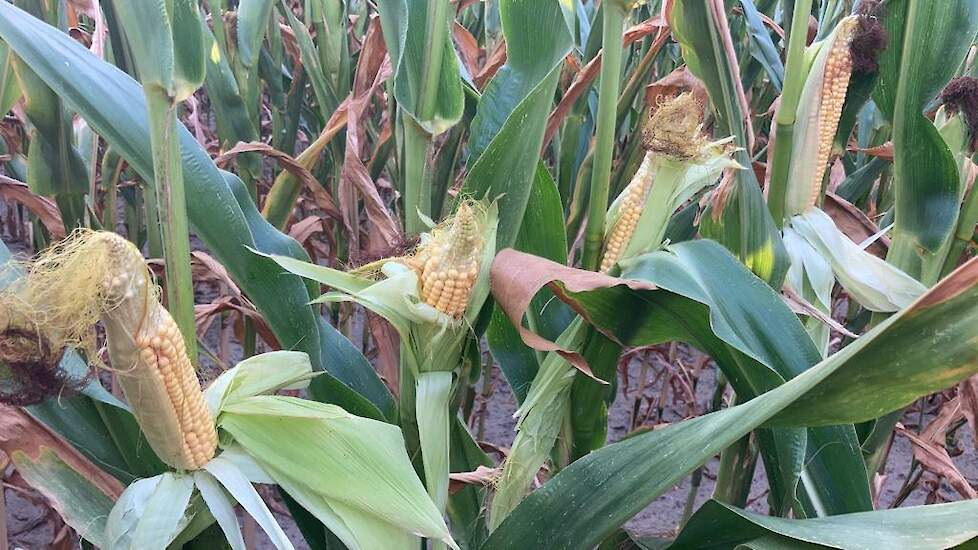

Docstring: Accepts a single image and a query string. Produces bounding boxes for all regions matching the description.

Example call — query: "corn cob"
[599,93,704,273]
[95,232,217,470]
[418,202,483,318]
[804,19,857,211]
[600,154,655,273]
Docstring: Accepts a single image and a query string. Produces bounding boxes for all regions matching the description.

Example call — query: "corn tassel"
[94,232,217,470]
[417,201,483,317]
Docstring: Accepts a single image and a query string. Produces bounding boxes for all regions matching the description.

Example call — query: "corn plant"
[1,0,978,549]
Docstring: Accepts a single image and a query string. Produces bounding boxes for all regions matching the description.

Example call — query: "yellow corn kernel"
[805,18,857,211]
[600,154,655,274]
[94,233,217,471]
[419,202,482,318]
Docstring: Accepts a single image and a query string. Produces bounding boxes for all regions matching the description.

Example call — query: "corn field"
[1,0,978,548]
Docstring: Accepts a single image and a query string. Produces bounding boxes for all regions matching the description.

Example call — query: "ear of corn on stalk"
[414,200,485,318]
[0,230,216,470]
[784,16,860,217]
[95,232,217,471]
[600,93,738,273]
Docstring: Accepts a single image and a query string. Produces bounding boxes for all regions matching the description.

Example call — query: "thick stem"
[145,87,197,359]
[403,117,432,233]
[766,0,814,226]
[581,2,627,271]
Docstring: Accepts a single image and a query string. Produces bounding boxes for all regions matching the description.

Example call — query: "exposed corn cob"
[806,19,856,210]
[418,201,483,317]
[600,154,655,273]
[0,230,216,470]
[95,232,217,470]
[599,93,705,273]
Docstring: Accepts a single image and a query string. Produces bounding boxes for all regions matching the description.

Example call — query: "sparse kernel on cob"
[599,93,705,273]
[600,154,655,274]
[418,201,483,318]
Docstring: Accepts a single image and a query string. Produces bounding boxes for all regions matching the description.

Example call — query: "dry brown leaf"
[367,312,400,396]
[214,141,342,220]
[452,21,481,77]
[0,405,124,505]
[288,216,325,246]
[0,176,66,238]
[491,249,657,379]
[474,41,507,90]
[448,465,500,495]
[897,403,977,500]
[543,17,669,150]
[958,375,978,446]
[195,296,279,349]
[782,286,860,338]
[848,142,894,161]
[339,18,401,258]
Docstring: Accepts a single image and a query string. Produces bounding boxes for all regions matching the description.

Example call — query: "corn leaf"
[0,2,394,419]
[1,408,122,549]
[0,41,21,115]
[203,455,295,550]
[789,208,926,312]
[670,0,789,285]
[130,473,196,549]
[876,0,978,253]
[493,241,872,516]
[461,0,574,250]
[236,0,275,72]
[673,499,978,550]
[375,0,463,134]
[204,351,317,416]
[484,253,978,549]
[193,471,247,550]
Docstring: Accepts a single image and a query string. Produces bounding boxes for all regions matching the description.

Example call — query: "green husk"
[789,208,926,312]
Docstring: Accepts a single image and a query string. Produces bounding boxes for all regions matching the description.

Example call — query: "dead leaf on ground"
[896,402,977,500]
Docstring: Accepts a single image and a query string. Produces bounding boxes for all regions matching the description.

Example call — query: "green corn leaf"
[670,0,789,285]
[375,0,463,133]
[111,0,174,90]
[203,456,295,550]
[789,208,926,312]
[193,470,247,550]
[0,41,21,114]
[105,473,193,550]
[219,395,456,549]
[9,447,115,548]
[462,0,574,250]
[0,2,394,418]
[673,499,978,549]
[483,253,978,549]
[236,0,276,72]
[876,0,978,255]
[171,0,206,100]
